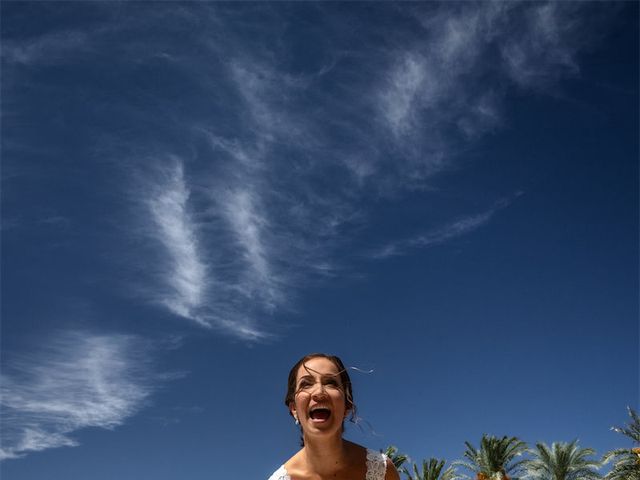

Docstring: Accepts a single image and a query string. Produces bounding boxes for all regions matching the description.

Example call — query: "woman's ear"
[344,401,353,419]
[289,401,297,418]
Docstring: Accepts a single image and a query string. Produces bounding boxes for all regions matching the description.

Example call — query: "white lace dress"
[267,448,388,480]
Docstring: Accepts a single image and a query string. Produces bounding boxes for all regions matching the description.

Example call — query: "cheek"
[330,389,346,407]
[293,391,311,409]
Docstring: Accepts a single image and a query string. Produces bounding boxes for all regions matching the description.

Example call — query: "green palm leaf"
[405,458,462,480]
[523,440,601,480]
[454,435,528,480]
[384,445,409,470]
[603,408,640,480]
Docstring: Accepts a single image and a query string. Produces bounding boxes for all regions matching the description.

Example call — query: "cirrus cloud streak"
[0,332,158,460]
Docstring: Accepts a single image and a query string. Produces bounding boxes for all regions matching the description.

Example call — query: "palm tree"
[384,446,409,471]
[523,440,601,480]
[455,434,528,480]
[405,458,462,480]
[603,407,640,480]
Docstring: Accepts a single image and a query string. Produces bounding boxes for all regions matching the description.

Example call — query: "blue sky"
[1,2,637,479]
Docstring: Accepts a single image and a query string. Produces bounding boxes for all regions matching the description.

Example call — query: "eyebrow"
[297,373,341,384]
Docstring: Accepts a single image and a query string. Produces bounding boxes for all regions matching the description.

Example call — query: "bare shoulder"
[283,449,305,477]
[384,457,401,480]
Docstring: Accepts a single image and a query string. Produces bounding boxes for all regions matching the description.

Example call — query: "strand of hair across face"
[345,365,380,437]
[347,365,374,374]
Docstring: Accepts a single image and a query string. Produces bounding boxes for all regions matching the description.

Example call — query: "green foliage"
[523,440,601,480]
[404,458,462,480]
[395,408,636,480]
[603,408,640,480]
[454,434,528,480]
[385,445,409,470]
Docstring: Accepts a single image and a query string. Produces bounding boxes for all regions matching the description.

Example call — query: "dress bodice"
[267,448,388,480]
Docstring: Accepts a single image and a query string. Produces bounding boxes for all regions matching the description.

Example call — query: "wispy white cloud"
[123,3,596,339]
[219,188,282,310]
[2,30,91,66]
[146,160,208,324]
[369,196,518,260]
[12,3,595,340]
[38,215,71,227]
[500,2,581,88]
[379,53,427,138]
[139,157,276,341]
[376,2,589,164]
[230,60,299,140]
[0,332,156,460]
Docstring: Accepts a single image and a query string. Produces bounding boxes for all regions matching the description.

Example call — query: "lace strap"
[267,465,290,480]
[365,449,388,480]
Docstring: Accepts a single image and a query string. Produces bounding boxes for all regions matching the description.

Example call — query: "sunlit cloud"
[0,332,156,460]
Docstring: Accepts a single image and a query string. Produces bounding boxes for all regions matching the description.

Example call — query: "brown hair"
[284,353,357,441]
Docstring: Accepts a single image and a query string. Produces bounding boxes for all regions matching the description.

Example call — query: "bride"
[268,353,400,480]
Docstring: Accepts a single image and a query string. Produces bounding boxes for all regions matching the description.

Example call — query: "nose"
[311,382,328,399]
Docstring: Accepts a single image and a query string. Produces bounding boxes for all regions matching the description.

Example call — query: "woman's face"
[290,356,348,436]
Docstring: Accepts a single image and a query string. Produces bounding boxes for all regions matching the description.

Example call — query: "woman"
[268,353,401,480]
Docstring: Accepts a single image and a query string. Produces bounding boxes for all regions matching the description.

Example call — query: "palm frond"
[611,407,640,444]
[523,441,601,480]
[406,458,462,480]
[384,445,409,470]
[456,435,528,479]
[604,408,640,480]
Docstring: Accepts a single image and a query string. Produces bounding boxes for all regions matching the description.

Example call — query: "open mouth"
[309,407,331,422]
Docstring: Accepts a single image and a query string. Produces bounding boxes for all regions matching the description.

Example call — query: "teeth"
[310,406,330,412]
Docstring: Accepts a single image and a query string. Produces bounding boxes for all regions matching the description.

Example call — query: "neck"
[302,434,351,475]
